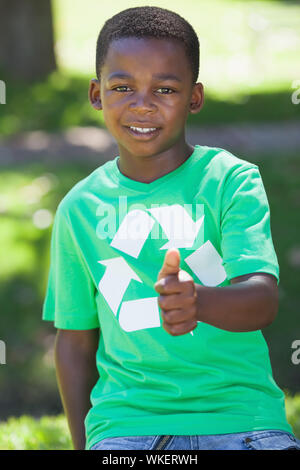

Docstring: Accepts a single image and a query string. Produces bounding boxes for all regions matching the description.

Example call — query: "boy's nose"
[128,92,156,113]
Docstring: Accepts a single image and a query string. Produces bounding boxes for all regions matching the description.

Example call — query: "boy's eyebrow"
[107,72,182,82]
[153,73,182,83]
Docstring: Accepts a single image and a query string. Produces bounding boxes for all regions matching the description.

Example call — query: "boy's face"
[89,37,203,160]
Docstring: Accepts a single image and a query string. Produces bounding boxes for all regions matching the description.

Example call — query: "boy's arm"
[54,328,100,450]
[194,272,278,332]
[155,249,278,335]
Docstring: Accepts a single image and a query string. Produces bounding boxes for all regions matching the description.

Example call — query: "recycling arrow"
[110,209,155,258]
[98,257,143,315]
[184,240,227,286]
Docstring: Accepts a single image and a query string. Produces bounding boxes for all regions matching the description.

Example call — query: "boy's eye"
[157,87,174,94]
[113,86,131,92]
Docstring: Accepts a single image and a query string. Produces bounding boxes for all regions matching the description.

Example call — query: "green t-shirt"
[42,145,292,449]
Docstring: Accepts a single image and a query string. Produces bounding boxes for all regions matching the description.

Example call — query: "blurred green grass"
[0,415,72,450]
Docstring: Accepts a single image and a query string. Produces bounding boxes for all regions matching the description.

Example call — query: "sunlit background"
[0,0,299,449]
[54,0,300,96]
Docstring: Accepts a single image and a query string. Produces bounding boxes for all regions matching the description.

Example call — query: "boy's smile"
[89,37,204,183]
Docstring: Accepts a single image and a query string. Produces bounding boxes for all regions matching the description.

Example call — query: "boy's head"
[95,6,200,84]
[89,6,204,160]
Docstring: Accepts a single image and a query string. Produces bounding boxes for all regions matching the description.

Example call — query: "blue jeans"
[91,430,300,450]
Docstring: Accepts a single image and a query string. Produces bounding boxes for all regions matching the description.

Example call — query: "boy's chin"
[120,148,162,159]
[118,141,167,158]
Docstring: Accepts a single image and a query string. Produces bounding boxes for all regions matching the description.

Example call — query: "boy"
[42,7,300,451]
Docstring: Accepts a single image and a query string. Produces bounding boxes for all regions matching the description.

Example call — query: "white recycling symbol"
[97,204,227,332]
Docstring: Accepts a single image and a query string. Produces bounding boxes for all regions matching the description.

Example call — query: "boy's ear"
[189,82,204,114]
[89,79,102,110]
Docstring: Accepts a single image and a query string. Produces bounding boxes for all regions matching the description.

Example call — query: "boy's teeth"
[130,126,157,133]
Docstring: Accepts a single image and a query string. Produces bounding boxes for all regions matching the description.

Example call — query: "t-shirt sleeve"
[220,165,280,285]
[42,204,100,329]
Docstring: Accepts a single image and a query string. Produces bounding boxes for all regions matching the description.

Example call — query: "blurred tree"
[0,0,56,81]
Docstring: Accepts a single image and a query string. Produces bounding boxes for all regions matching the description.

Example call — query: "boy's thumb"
[157,248,180,282]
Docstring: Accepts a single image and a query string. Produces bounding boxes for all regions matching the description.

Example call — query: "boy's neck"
[117,141,195,184]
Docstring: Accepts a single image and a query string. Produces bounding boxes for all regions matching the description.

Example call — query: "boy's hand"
[154,248,198,336]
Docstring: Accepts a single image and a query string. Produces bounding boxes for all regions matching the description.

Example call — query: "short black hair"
[95,6,199,83]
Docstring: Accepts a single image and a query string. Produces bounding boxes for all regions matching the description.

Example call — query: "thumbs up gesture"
[154,248,198,336]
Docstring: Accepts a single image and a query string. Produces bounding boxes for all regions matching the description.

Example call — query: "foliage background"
[0,0,299,448]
